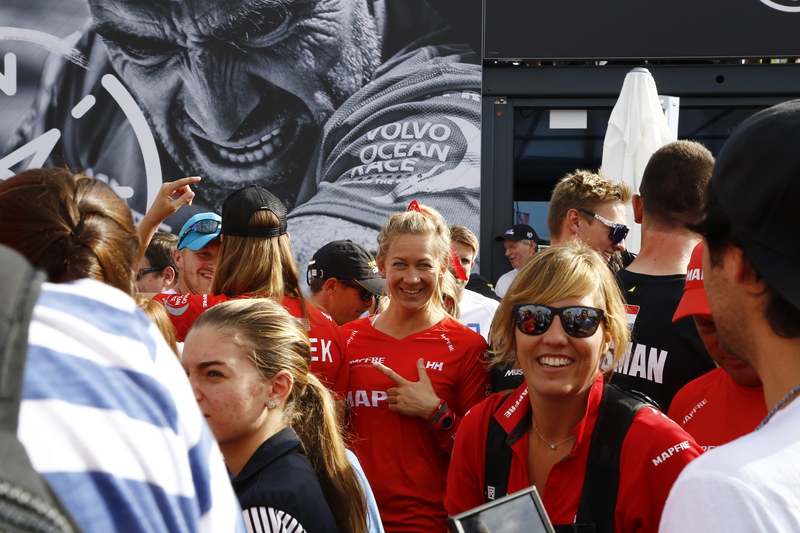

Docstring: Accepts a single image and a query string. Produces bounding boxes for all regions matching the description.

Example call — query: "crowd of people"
[1,99,800,532]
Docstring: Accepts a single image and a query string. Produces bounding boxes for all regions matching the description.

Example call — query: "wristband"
[427,401,456,431]
[426,399,447,423]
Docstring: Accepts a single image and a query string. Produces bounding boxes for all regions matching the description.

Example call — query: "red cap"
[672,241,711,322]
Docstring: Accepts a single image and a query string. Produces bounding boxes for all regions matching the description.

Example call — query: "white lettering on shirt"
[651,441,692,466]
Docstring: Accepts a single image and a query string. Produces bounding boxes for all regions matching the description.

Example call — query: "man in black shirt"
[610,141,716,412]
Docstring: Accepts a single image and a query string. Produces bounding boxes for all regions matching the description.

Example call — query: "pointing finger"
[373,361,408,386]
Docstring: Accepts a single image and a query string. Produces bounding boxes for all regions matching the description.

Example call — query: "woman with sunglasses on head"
[183,298,367,533]
[445,241,701,532]
[342,202,489,533]
[153,185,349,398]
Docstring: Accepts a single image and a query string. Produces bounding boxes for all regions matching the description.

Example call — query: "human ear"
[267,370,294,406]
[566,209,583,236]
[162,266,176,286]
[632,194,644,224]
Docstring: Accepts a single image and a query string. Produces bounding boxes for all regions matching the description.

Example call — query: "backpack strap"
[483,383,654,533]
[574,383,655,533]
[0,245,83,532]
[484,392,520,501]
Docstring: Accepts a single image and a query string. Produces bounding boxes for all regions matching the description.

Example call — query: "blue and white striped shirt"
[19,279,245,533]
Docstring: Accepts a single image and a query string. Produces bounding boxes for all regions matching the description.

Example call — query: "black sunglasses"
[513,304,605,338]
[136,267,164,281]
[579,209,629,245]
[177,219,221,248]
[340,280,374,302]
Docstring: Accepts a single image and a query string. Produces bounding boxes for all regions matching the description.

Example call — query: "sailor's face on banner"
[89,0,381,201]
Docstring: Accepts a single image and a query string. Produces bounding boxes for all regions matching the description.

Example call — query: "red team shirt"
[445,373,703,532]
[667,367,767,451]
[154,293,348,397]
[343,316,490,533]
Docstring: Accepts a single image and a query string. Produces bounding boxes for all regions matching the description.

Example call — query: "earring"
[267,400,276,410]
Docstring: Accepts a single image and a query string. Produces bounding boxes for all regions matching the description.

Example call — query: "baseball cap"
[221,185,287,238]
[710,99,800,311]
[495,224,541,244]
[307,240,385,295]
[673,241,710,322]
[176,212,222,251]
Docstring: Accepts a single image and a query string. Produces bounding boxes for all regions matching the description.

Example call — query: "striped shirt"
[19,279,245,533]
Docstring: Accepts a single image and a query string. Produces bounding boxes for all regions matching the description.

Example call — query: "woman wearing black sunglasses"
[445,241,701,532]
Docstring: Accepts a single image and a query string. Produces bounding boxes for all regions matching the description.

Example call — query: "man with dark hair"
[610,141,716,412]
[660,100,800,531]
[137,232,179,294]
[307,240,385,326]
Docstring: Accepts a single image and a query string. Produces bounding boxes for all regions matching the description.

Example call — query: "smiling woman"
[445,241,703,532]
[342,202,489,533]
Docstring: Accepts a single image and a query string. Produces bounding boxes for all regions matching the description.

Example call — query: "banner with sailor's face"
[0,0,482,269]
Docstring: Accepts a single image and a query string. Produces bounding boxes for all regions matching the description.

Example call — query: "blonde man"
[547,170,632,263]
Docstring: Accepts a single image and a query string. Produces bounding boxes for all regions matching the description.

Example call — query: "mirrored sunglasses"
[513,303,605,338]
[177,219,221,248]
[579,209,629,245]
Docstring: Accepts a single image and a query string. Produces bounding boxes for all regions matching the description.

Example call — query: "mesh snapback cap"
[221,185,287,238]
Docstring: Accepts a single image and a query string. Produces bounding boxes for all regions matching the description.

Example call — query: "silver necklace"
[531,412,576,450]
[757,383,800,430]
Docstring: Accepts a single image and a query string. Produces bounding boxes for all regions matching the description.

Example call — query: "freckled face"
[515,294,611,399]
[183,325,270,446]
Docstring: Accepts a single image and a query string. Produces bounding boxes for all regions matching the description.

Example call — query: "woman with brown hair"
[153,185,348,397]
[0,168,139,295]
[183,298,367,533]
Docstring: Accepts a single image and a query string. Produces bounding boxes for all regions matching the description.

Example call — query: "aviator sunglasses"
[177,219,221,248]
[513,304,605,338]
[340,280,374,302]
[579,209,629,245]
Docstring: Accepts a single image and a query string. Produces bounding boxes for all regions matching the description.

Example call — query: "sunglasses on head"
[340,280,374,302]
[177,219,221,248]
[579,209,629,245]
[513,304,605,338]
[136,267,164,281]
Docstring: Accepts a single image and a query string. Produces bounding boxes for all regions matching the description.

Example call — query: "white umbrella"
[601,67,675,255]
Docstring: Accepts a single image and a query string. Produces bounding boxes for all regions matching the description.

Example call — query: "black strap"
[0,245,83,533]
[0,246,45,433]
[484,384,654,533]
[574,384,653,533]
[484,392,515,501]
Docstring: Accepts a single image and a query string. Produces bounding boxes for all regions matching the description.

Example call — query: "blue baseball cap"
[176,212,222,251]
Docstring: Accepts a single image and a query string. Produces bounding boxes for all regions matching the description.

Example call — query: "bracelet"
[428,405,456,432]
[426,399,447,423]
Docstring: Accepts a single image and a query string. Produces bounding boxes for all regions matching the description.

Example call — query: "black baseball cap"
[221,185,287,238]
[710,99,800,310]
[495,224,542,244]
[308,240,385,296]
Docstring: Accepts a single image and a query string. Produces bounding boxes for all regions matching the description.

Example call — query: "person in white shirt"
[493,224,540,298]
[450,225,499,342]
[659,100,800,532]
